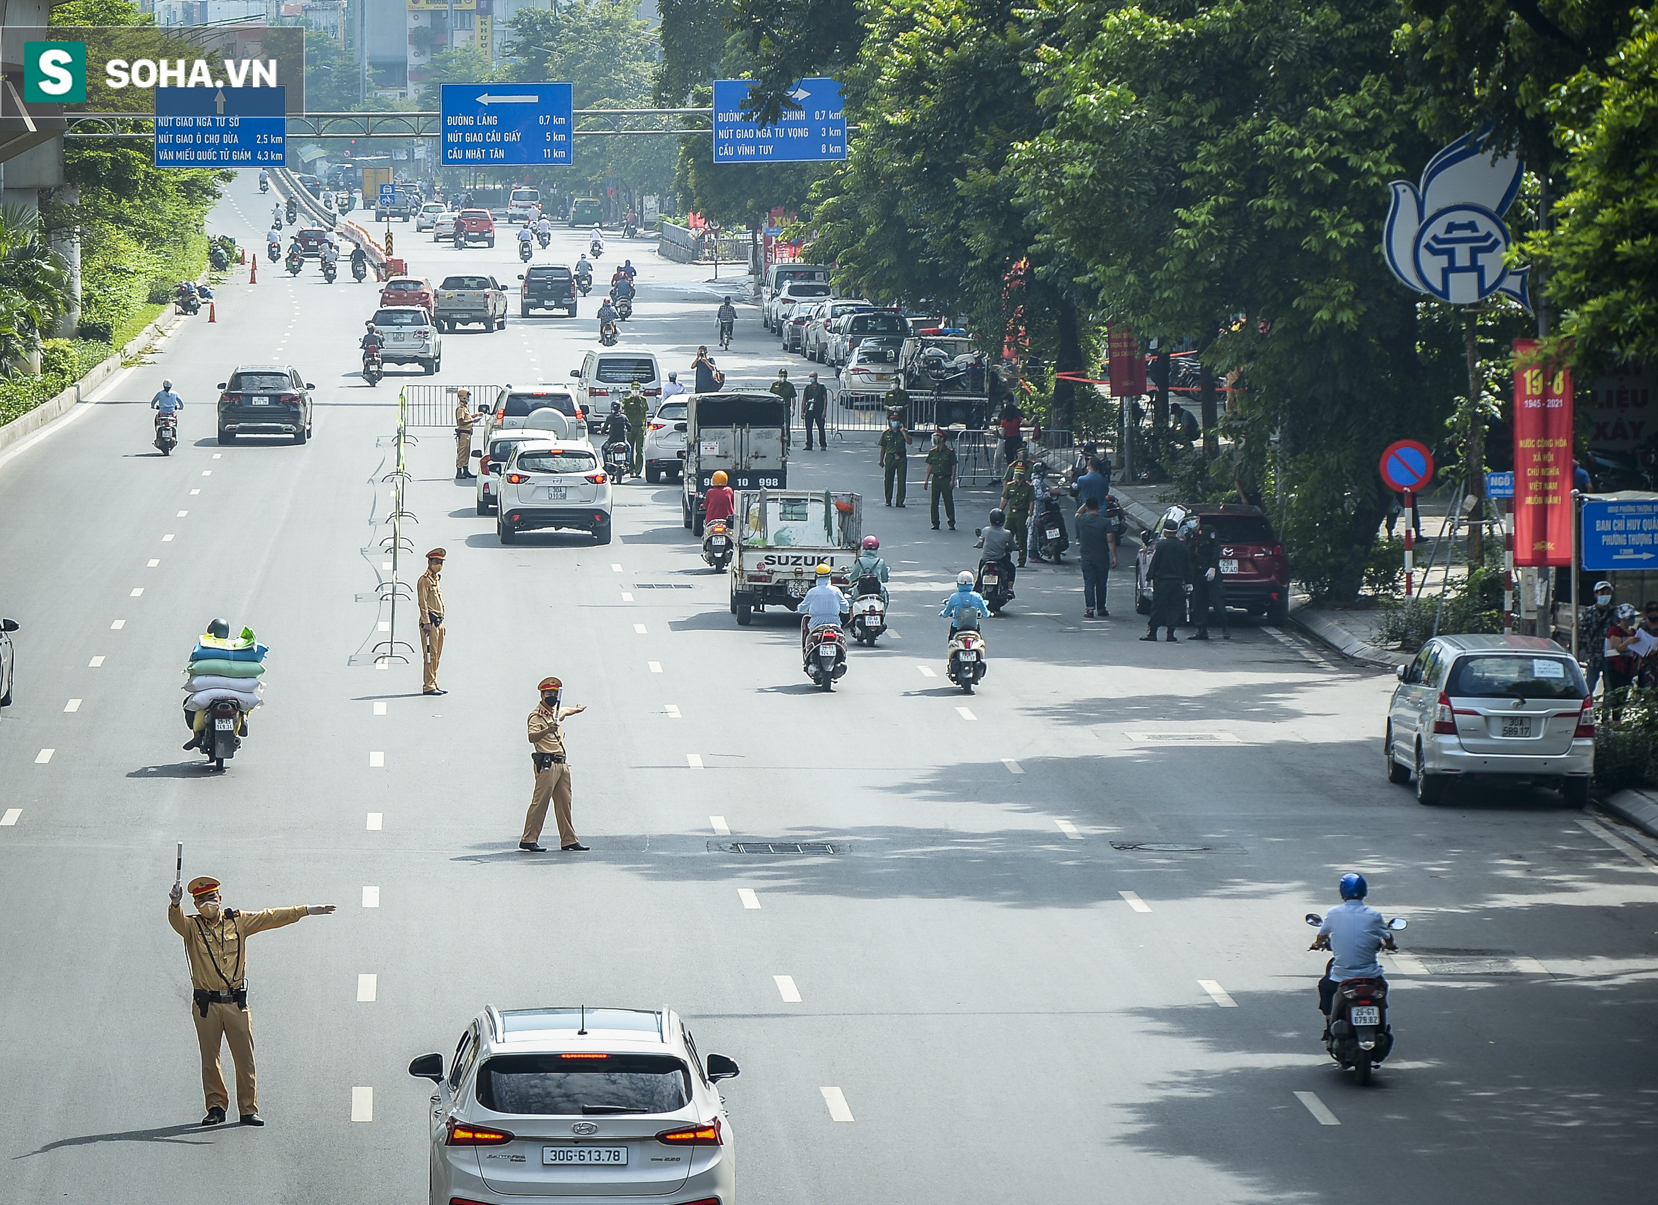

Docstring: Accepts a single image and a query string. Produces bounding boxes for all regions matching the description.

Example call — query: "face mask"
[197,901,222,923]
[890,421,899,428]
[1598,594,1612,605]
[542,693,560,709]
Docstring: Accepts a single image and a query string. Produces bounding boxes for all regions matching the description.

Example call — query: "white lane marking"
[64,699,81,713]
[351,1086,374,1122]
[1001,758,1024,774]
[1295,1091,1340,1126]
[611,563,623,572]
[686,753,703,769]
[664,704,681,718]
[89,656,104,667]
[110,619,125,629]
[1055,818,1082,840]
[621,592,634,602]
[373,701,387,715]
[649,661,662,673]
[774,975,802,1003]
[362,886,380,907]
[176,511,187,517]
[35,749,54,764]
[1119,890,1153,913]
[738,888,760,909]
[189,489,199,495]
[917,665,936,677]
[212,453,221,459]
[634,623,647,634]
[366,812,383,830]
[1511,957,1550,975]
[1386,952,1429,976]
[1575,816,1658,875]
[147,559,160,568]
[357,973,378,1002]
[1,809,20,826]
[201,470,211,476]
[1198,979,1238,1007]
[163,534,175,541]
[709,815,729,835]
[820,1087,855,1122]
[369,751,384,767]
[129,588,143,597]
[956,706,977,721]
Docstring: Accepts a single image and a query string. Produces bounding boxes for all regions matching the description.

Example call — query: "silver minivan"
[1385,634,1594,806]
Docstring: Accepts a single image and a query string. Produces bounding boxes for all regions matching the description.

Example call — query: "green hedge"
[0,338,117,428]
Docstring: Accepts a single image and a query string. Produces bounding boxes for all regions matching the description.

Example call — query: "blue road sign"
[1486,471,1514,499]
[713,78,845,163]
[378,184,397,207]
[440,83,571,167]
[1581,498,1658,571]
[154,85,285,168]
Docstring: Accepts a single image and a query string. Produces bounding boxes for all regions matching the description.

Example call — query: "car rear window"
[787,284,832,298]
[442,276,494,290]
[1446,654,1587,700]
[515,449,598,474]
[384,280,425,291]
[511,190,540,202]
[504,392,576,416]
[655,401,687,421]
[489,438,537,460]
[1199,515,1276,543]
[855,345,900,364]
[850,312,906,335]
[372,309,428,327]
[476,1053,689,1116]
[596,358,656,384]
[299,228,326,239]
[526,267,571,279]
[229,372,290,392]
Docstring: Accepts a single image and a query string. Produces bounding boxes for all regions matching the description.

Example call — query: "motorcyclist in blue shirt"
[940,571,990,646]
[796,564,849,651]
[151,378,184,435]
[1311,873,1396,1036]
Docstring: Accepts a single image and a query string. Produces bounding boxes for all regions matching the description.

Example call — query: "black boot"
[1193,628,1210,641]
[1140,632,1158,642]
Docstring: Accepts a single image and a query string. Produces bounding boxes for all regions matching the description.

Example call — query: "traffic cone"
[208,302,216,323]
[250,257,257,284]
[238,246,246,265]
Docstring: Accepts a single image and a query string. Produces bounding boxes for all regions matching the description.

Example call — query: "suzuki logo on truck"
[764,555,837,566]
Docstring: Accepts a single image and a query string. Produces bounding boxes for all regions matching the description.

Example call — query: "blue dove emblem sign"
[1384,125,1530,310]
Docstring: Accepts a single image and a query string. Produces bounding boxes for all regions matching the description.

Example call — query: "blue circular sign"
[1380,440,1434,492]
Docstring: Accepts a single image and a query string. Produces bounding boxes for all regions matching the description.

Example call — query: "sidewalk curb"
[1599,789,1658,843]
[1289,605,1409,669]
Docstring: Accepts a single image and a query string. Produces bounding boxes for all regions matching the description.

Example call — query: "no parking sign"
[1379,440,1434,494]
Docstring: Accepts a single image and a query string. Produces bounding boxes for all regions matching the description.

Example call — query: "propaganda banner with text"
[1512,338,1574,566]
[1107,325,1146,397]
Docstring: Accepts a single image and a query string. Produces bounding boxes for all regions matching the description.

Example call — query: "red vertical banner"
[1108,325,1146,397]
[1512,338,1575,566]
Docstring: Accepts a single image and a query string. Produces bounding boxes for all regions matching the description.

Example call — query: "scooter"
[975,555,1012,615]
[625,218,638,238]
[600,321,619,347]
[154,413,179,456]
[352,258,367,282]
[616,294,634,321]
[590,239,604,260]
[1035,491,1070,562]
[576,273,593,297]
[200,696,244,771]
[267,241,280,263]
[519,239,534,263]
[322,259,337,284]
[174,287,201,316]
[702,518,733,572]
[363,347,383,386]
[847,576,887,645]
[260,178,269,193]
[604,439,631,481]
[946,617,987,693]
[285,199,298,224]
[537,228,551,249]
[803,621,848,691]
[1306,913,1407,1086]
[285,252,304,277]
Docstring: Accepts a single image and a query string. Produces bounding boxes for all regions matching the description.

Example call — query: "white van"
[507,188,542,225]
[571,350,662,412]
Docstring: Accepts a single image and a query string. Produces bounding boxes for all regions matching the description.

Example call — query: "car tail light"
[446,1120,514,1145]
[220,392,232,403]
[507,473,529,484]
[657,1118,722,1146]
[1433,692,1457,735]
[646,387,660,396]
[1575,696,1595,738]
[593,512,606,524]
[586,472,607,484]
[591,388,610,397]
[649,420,667,431]
[449,1198,494,1205]
[494,408,505,423]
[279,393,298,404]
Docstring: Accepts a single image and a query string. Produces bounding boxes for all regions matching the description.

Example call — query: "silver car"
[1385,634,1594,807]
[0,613,17,710]
[410,1005,739,1205]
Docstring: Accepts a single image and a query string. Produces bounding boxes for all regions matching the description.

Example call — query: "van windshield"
[1446,654,1587,701]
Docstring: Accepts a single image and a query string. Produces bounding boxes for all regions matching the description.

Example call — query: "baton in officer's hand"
[170,841,184,905]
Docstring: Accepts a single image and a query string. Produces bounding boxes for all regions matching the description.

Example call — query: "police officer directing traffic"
[167,875,335,1127]
[418,548,446,695]
[522,676,589,852]
[454,389,478,480]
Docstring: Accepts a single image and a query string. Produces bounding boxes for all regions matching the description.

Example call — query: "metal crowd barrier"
[399,383,506,427]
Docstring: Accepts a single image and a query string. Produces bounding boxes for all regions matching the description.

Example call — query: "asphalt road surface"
[2,174,1656,1204]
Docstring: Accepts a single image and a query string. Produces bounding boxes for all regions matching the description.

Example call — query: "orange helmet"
[711,471,729,487]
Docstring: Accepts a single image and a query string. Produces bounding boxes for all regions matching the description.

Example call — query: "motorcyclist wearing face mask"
[1579,580,1617,695]
[796,563,849,651]
[847,535,891,606]
[600,400,630,462]
[940,571,991,645]
[975,508,1019,595]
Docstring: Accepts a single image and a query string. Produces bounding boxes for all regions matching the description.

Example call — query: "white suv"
[409,1005,739,1205]
[370,306,443,375]
[643,396,688,483]
[764,281,833,333]
[496,441,614,545]
[416,202,446,232]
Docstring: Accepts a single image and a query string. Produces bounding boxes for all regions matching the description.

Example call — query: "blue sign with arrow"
[1581,498,1658,571]
[440,83,571,167]
[153,85,285,168]
[713,78,845,163]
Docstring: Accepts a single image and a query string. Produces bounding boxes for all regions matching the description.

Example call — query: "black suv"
[518,265,577,318]
[217,364,315,446]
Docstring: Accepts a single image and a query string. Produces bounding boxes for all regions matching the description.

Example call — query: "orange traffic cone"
[238,246,246,264]
[208,302,216,323]
[250,257,257,284]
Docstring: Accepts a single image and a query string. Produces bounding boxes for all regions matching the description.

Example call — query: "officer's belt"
[194,987,248,1015]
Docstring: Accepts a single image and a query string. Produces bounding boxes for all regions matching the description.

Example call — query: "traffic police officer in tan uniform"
[521,675,589,852]
[454,389,479,480]
[167,875,335,1126]
[417,548,446,695]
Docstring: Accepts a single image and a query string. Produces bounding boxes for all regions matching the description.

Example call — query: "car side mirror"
[1388,917,1408,931]
[1304,913,1323,927]
[1394,664,1406,680]
[706,1053,740,1082]
[569,370,580,378]
[517,274,525,280]
[217,382,227,390]
[473,449,485,459]
[1,618,17,632]
[1140,529,1153,543]
[408,1053,443,1082]
[305,383,315,390]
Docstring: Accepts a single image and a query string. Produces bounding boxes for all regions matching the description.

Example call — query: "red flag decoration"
[1107,325,1146,397]
[1512,338,1574,567]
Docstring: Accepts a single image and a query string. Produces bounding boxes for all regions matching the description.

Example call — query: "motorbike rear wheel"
[1354,1052,1373,1086]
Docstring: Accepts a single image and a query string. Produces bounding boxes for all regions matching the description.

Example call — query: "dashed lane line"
[369,751,385,768]
[89,657,104,667]
[1119,890,1153,913]
[201,470,211,477]
[622,592,634,602]
[649,661,662,673]
[1055,818,1082,840]
[147,559,160,567]
[1001,758,1024,774]
[163,534,175,541]
[357,974,378,1002]
[738,888,760,909]
[917,665,936,677]
[774,975,802,1003]
[176,511,187,517]
[634,623,648,634]
[64,699,81,713]
[686,754,703,769]
[709,816,729,835]
[362,886,380,907]
[351,1086,373,1122]
[130,588,143,597]
[1198,979,1238,1007]
[820,1087,855,1122]
[34,749,53,764]
[1,809,20,826]
[110,619,125,630]
[1294,1091,1340,1126]
[189,489,199,495]
[956,706,977,721]
[366,812,383,830]
[664,704,681,718]
[611,563,623,572]
[373,701,387,716]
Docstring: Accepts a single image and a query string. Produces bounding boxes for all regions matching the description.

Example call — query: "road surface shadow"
[16,1123,210,1157]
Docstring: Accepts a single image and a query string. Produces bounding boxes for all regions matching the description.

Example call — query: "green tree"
[416,46,505,110]
[656,0,733,107]
[727,0,863,123]
[0,206,70,373]
[305,29,362,111]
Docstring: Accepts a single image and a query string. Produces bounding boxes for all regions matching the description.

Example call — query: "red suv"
[1134,503,1290,624]
[453,209,496,248]
[379,276,434,315]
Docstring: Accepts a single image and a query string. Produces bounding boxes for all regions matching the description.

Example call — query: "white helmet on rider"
[957,571,975,587]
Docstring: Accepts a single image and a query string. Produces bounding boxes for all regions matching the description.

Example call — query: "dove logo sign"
[1384,126,1530,310]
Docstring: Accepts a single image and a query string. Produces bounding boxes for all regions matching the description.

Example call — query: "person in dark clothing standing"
[1190,523,1230,640]
[1141,518,1193,642]
[1074,496,1119,618]
[801,371,829,450]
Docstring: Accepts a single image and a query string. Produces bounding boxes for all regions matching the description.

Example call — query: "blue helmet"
[1339,873,1368,900]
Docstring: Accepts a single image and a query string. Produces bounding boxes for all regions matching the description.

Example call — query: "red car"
[1133,503,1290,624]
[453,209,496,248]
[293,227,330,258]
[379,276,434,315]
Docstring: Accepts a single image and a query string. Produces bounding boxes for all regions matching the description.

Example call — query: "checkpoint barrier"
[400,383,507,428]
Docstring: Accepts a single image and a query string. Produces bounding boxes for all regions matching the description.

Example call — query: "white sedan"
[431,211,458,242]
[839,340,903,407]
[416,202,446,231]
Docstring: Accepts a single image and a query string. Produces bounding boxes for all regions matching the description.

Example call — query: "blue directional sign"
[713,78,845,163]
[378,183,397,208]
[1581,497,1658,571]
[153,85,285,168]
[1486,471,1514,499]
[440,83,571,167]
